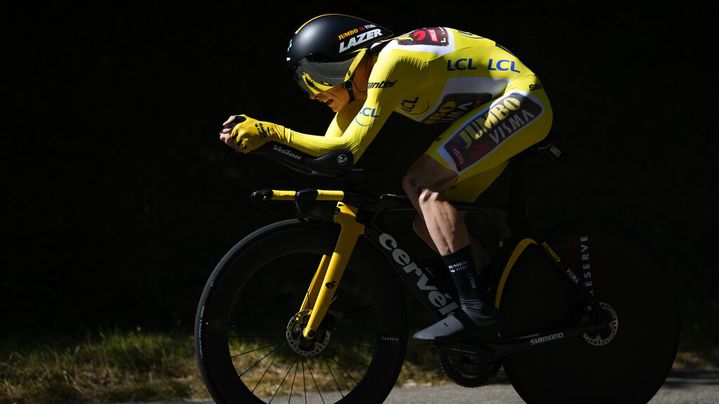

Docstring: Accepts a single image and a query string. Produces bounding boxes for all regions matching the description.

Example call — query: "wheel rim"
[197,224,407,404]
[500,223,679,404]
[226,254,379,401]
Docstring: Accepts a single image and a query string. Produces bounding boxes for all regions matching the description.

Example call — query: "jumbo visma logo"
[354,106,380,127]
[443,92,543,171]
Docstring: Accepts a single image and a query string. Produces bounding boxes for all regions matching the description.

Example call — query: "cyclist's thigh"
[426,74,553,200]
[443,162,508,202]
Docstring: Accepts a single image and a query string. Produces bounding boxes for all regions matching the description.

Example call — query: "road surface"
[145,370,718,403]
[383,371,718,403]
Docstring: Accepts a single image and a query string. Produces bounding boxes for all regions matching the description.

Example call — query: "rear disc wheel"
[499,222,679,404]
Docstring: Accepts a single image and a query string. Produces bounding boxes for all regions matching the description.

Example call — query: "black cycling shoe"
[413,306,503,343]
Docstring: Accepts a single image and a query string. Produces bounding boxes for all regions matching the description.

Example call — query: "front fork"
[251,189,364,339]
[299,202,364,338]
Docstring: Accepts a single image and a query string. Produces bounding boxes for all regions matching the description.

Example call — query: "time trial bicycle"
[195,135,679,403]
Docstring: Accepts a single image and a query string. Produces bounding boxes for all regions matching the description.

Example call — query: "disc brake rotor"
[583,302,619,346]
[285,309,332,357]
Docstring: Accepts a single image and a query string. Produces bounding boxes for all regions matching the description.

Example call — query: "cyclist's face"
[309,85,349,113]
[308,58,373,113]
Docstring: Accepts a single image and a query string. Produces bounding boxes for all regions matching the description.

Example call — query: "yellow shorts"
[425,74,553,202]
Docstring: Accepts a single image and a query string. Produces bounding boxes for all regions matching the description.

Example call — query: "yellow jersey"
[276,27,553,199]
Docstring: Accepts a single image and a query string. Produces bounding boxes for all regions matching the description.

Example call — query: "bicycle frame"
[251,188,605,344]
[199,141,678,404]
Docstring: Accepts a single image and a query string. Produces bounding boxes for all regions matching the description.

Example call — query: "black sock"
[441,246,490,316]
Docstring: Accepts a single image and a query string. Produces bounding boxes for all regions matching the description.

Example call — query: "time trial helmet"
[287,14,393,95]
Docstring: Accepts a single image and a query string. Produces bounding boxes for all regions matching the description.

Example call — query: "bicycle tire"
[195,219,407,404]
[499,221,679,404]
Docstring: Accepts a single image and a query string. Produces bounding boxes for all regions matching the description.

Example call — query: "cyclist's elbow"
[337,137,363,162]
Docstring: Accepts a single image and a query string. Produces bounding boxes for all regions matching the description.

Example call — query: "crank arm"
[437,321,607,363]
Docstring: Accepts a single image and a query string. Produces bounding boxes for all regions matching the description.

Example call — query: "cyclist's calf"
[402,155,490,269]
[412,214,491,273]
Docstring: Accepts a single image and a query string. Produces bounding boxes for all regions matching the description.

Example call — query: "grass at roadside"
[1,328,716,402]
[0,329,207,403]
[0,329,450,402]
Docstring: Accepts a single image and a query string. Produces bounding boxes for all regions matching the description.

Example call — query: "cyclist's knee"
[402,175,441,206]
[417,188,441,205]
[402,174,441,207]
[403,155,457,198]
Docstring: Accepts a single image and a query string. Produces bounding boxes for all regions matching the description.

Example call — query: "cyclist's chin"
[327,100,342,113]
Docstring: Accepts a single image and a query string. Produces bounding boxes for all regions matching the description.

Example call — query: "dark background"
[3,2,716,348]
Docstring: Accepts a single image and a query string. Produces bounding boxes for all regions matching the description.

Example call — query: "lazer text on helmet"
[339,29,383,53]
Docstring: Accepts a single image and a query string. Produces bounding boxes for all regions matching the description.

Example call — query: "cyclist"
[220,14,553,342]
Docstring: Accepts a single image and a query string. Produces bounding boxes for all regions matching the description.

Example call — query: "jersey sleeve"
[271,51,423,161]
[323,101,362,138]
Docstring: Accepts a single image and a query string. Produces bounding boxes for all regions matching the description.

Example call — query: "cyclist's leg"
[403,154,502,341]
[427,74,553,190]
[443,162,508,203]
[411,75,553,341]
[427,74,552,270]
[411,210,493,271]
[402,155,467,256]
[410,74,552,258]
[445,163,510,268]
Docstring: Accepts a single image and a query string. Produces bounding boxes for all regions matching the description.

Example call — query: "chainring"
[440,350,501,387]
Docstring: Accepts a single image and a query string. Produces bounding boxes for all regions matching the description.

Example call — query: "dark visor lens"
[293,57,355,94]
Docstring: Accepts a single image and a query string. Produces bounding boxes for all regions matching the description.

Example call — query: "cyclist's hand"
[219,114,269,153]
[220,115,245,153]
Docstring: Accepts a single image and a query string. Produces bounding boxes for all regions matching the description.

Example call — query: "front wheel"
[499,221,680,404]
[195,220,407,404]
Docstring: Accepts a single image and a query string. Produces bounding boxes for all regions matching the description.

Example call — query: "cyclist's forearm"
[262,123,361,158]
[283,127,362,157]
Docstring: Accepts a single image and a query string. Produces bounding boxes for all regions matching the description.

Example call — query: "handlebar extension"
[253,142,362,179]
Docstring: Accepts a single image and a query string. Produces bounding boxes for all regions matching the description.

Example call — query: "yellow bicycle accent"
[266,189,345,201]
[302,201,364,338]
[314,190,346,201]
[269,190,297,200]
[494,238,537,308]
[261,189,359,338]
[299,254,331,312]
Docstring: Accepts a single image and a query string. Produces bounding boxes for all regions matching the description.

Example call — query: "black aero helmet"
[287,14,393,96]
